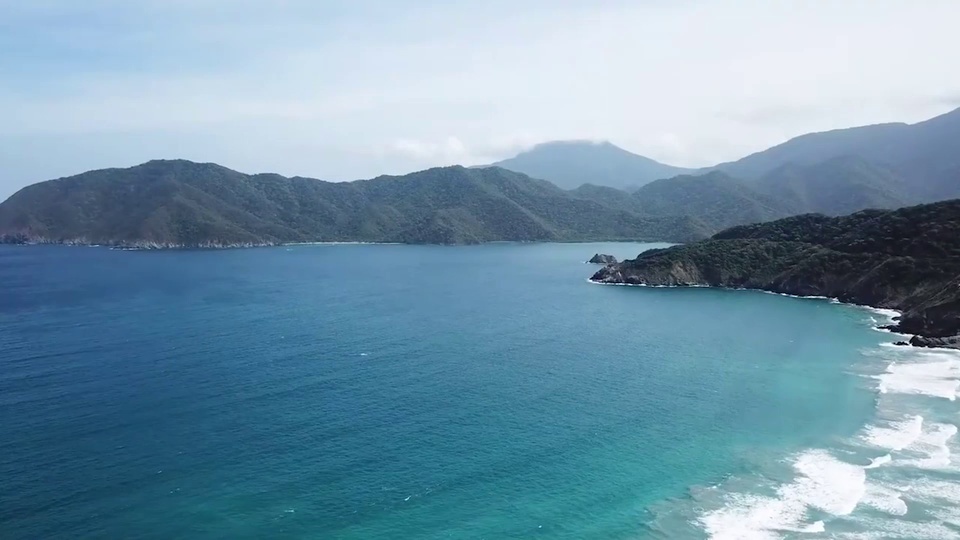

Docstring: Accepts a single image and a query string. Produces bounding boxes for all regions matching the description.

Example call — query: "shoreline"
[587,278,960,351]
[0,238,674,250]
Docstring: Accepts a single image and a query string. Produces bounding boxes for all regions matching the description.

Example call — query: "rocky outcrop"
[910,335,960,349]
[588,253,618,264]
[591,200,960,349]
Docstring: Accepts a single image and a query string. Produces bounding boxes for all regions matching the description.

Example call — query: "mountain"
[0,160,709,247]
[630,171,795,231]
[487,140,693,190]
[591,199,960,348]
[715,106,960,201]
[752,156,914,215]
[569,184,641,212]
[622,160,913,233]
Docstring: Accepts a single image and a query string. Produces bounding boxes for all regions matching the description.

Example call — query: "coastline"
[1,237,675,250]
[634,283,960,538]
[587,278,960,351]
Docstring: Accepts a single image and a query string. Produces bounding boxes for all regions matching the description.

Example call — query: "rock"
[588,253,618,265]
[908,334,960,350]
[893,341,910,346]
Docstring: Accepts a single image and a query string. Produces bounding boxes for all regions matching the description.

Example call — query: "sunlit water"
[1,243,957,539]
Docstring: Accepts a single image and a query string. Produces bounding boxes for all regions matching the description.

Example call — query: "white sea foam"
[687,305,960,539]
[864,454,892,469]
[861,415,924,451]
[908,478,960,504]
[700,450,866,540]
[862,306,902,324]
[832,519,960,539]
[876,352,960,401]
[861,482,909,516]
[898,422,958,470]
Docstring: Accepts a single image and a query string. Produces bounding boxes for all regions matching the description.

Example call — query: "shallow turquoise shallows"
[2,243,958,539]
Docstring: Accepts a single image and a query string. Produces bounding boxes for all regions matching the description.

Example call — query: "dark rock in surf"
[909,335,960,349]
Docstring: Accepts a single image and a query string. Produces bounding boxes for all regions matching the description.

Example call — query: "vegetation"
[752,156,913,216]
[4,107,958,248]
[629,171,794,231]
[0,160,707,247]
[713,106,960,202]
[622,155,950,231]
[592,199,960,343]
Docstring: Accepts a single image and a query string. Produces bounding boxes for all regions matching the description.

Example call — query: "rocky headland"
[591,200,960,349]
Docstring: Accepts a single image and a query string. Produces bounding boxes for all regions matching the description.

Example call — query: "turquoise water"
[1,243,957,539]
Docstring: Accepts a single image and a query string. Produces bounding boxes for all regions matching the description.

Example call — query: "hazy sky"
[2,0,959,199]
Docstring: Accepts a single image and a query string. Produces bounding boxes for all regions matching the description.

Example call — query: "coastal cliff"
[591,200,960,347]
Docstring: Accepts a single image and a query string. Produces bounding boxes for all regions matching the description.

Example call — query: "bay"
[1,243,955,539]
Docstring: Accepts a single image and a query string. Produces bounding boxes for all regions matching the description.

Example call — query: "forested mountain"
[751,156,913,215]
[630,171,794,231]
[2,107,958,248]
[714,106,960,202]
[0,160,707,247]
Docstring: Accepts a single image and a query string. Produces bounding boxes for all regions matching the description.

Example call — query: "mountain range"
[489,106,960,203]
[0,161,708,247]
[1,106,958,247]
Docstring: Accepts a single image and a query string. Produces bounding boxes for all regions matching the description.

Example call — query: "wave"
[679,335,960,539]
[600,280,960,537]
[699,450,866,540]
[876,351,960,401]
[897,422,958,470]
[865,454,892,469]
[861,415,924,451]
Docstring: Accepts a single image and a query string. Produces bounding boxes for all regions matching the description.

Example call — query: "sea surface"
[1,243,958,539]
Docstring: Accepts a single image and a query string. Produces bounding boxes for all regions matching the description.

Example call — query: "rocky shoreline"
[590,257,960,350]
[590,272,958,350]
[587,200,960,350]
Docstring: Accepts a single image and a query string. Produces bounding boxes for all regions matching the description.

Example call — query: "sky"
[2,0,959,199]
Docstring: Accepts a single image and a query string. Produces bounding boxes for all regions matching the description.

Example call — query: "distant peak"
[141,158,198,166]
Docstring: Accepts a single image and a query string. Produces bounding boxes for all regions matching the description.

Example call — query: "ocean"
[1,243,958,539]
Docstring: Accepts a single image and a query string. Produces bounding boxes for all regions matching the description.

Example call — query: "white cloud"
[388,137,468,162]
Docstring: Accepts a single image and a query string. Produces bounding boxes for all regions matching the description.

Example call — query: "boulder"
[909,334,960,350]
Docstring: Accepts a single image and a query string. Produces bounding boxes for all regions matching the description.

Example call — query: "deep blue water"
[1,243,958,539]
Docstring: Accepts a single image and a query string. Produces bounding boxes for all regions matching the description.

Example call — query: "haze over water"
[1,243,958,539]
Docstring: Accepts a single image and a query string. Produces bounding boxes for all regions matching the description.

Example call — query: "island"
[588,253,618,264]
[591,199,960,349]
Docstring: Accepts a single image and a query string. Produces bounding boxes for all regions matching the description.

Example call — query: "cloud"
[389,137,468,162]
[383,133,544,167]
[1,0,960,198]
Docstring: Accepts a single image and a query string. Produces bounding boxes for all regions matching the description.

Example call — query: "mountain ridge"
[0,160,708,247]
[713,106,960,202]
